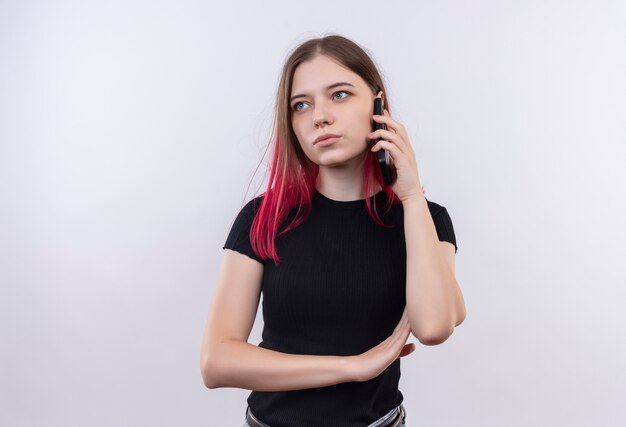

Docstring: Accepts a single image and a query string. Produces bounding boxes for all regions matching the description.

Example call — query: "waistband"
[245,404,406,427]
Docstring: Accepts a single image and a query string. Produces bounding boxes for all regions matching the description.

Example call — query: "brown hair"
[249,34,401,265]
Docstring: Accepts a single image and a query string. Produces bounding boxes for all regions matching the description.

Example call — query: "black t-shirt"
[222,189,457,427]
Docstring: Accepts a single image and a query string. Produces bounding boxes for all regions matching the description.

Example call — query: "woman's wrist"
[342,355,362,383]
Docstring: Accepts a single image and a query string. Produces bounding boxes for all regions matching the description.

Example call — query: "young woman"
[200,34,465,427]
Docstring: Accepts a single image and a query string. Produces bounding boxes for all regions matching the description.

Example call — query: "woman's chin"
[315,152,369,168]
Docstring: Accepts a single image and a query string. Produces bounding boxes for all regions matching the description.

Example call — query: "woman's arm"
[403,196,466,345]
[369,109,465,345]
[203,340,354,390]
[200,249,356,390]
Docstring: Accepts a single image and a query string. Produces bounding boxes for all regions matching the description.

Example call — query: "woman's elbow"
[456,301,467,326]
[201,356,221,389]
[414,325,454,346]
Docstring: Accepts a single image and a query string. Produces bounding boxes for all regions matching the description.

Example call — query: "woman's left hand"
[368,109,425,204]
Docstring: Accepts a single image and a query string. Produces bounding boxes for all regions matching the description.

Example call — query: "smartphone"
[372,97,397,186]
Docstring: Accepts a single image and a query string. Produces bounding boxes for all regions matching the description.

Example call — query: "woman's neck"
[315,167,382,201]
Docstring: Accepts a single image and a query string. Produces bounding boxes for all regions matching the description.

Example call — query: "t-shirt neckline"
[313,189,387,209]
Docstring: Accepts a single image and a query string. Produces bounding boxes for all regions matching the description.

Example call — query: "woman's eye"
[292,91,349,112]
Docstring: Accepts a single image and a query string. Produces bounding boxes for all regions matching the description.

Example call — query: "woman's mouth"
[315,136,340,147]
[314,133,342,146]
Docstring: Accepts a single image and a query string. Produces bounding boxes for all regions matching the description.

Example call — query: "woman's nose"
[313,116,328,127]
[313,103,333,127]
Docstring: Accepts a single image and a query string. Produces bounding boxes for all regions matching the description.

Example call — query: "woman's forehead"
[291,56,366,93]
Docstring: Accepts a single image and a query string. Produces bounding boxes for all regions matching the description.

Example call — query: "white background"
[2,0,625,426]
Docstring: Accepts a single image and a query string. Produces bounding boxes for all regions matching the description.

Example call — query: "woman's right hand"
[347,307,415,383]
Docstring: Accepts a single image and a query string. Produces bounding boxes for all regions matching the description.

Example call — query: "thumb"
[399,343,416,358]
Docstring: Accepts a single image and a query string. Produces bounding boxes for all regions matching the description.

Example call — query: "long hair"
[249,34,402,265]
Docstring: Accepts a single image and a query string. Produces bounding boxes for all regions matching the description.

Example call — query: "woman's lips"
[315,136,340,147]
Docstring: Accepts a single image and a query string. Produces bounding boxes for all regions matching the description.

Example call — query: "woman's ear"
[376,90,385,107]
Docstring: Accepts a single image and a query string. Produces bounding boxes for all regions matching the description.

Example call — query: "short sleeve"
[426,200,458,254]
[222,196,266,265]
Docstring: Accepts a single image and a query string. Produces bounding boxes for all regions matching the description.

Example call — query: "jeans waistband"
[245,404,406,427]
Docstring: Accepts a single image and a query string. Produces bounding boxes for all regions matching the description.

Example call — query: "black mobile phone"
[372,97,397,186]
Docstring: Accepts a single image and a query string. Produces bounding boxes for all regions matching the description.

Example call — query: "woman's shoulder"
[424,197,448,217]
[238,193,266,216]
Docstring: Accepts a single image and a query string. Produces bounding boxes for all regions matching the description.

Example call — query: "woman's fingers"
[369,108,412,155]
[369,129,412,156]
[392,313,411,347]
[373,110,406,136]
[355,309,415,382]
[392,309,409,333]
[399,343,416,358]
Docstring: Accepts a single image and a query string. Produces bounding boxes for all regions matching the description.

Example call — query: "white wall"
[1,0,625,425]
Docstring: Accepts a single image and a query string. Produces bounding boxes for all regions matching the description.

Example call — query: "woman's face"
[290,54,379,168]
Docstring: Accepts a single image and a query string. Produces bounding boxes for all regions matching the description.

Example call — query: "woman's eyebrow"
[290,82,355,103]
